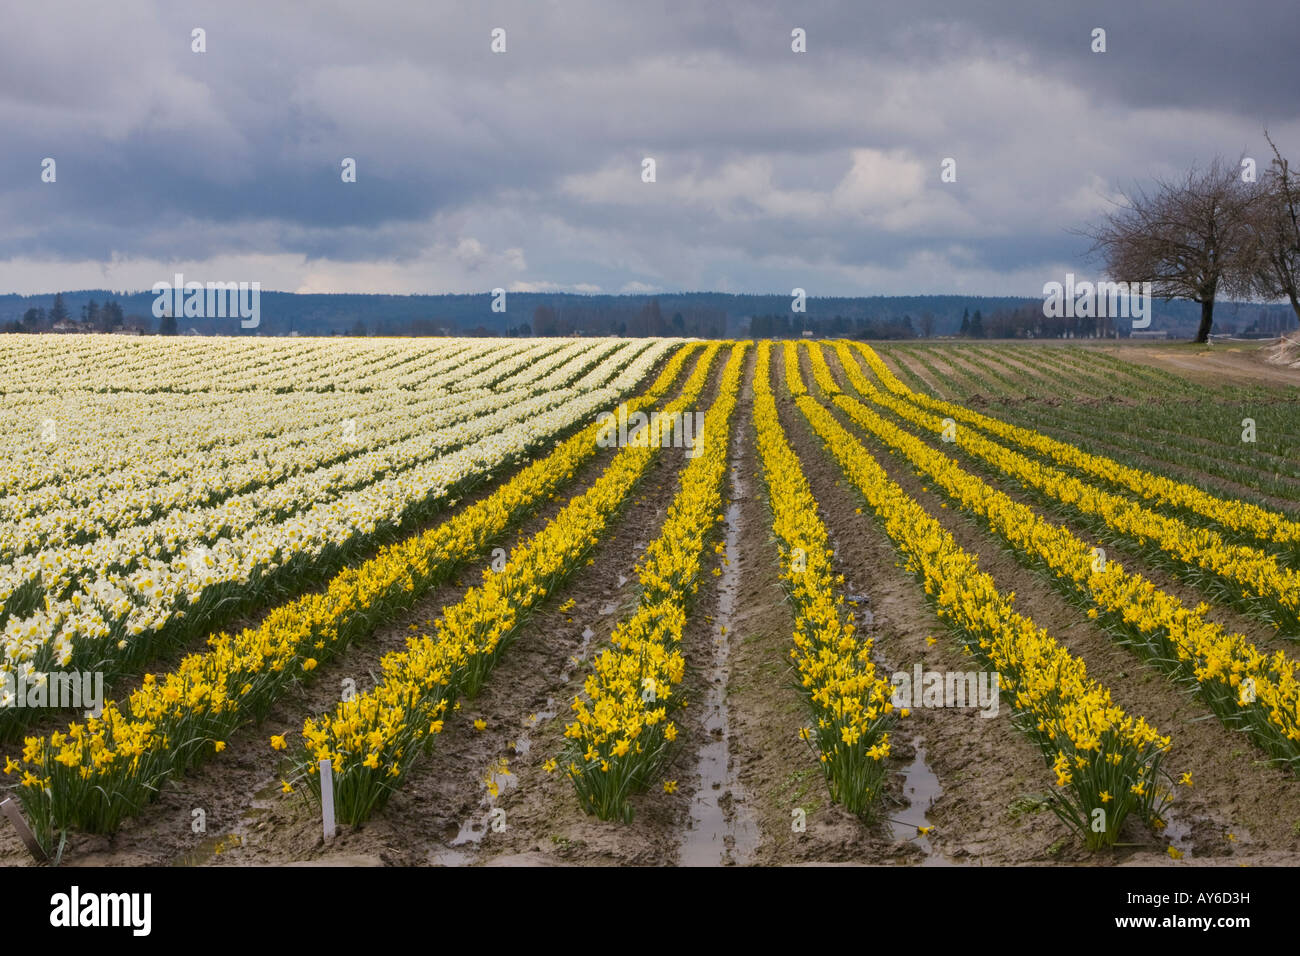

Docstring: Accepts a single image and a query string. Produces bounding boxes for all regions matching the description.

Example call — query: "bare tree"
[1087,158,1258,343]
[918,311,935,338]
[1242,131,1300,325]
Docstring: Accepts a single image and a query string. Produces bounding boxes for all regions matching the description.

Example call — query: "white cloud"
[2,2,1298,297]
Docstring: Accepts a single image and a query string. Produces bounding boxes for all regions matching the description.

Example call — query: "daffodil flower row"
[793,353,1171,848]
[825,341,1300,772]
[563,345,748,821]
[852,342,1300,557]
[5,344,702,848]
[0,339,632,550]
[0,338,586,503]
[0,341,676,736]
[5,391,451,530]
[286,345,727,825]
[0,335,538,396]
[833,343,1300,632]
[755,343,896,817]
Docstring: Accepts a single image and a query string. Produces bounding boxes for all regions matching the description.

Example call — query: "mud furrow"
[815,346,1300,864]
[778,347,1068,864]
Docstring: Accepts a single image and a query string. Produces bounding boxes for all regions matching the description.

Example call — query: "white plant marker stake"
[1,797,47,861]
[320,759,336,842]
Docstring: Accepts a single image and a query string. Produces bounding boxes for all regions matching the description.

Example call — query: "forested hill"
[1,290,1292,338]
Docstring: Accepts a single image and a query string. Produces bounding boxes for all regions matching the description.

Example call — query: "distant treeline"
[749,313,918,339]
[2,293,139,334]
[1,290,1294,338]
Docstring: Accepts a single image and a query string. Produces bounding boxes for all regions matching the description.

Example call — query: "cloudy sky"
[2,0,1295,297]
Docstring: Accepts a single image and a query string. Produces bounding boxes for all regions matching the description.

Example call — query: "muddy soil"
[0,351,710,868]
[1095,341,1300,391]
[816,344,1300,865]
[5,342,1298,868]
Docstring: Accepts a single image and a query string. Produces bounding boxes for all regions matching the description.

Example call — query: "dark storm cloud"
[0,0,1294,294]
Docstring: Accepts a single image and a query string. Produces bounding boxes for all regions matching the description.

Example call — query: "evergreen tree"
[50,293,69,324]
[533,305,558,336]
[638,298,664,336]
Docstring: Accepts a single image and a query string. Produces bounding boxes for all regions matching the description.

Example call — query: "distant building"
[1129,330,1169,339]
[51,319,82,333]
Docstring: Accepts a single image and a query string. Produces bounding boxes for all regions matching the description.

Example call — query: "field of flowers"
[2,334,1297,866]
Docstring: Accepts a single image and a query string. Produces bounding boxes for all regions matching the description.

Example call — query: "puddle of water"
[887,740,954,866]
[427,758,516,865]
[1161,805,1194,859]
[426,810,493,864]
[174,833,245,867]
[450,817,489,847]
[836,563,950,866]
[534,699,558,723]
[173,779,279,867]
[679,459,760,866]
[559,626,597,683]
[427,846,474,867]
[486,760,517,798]
[514,702,562,757]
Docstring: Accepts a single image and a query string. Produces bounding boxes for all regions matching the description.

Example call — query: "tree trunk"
[1195,298,1214,343]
